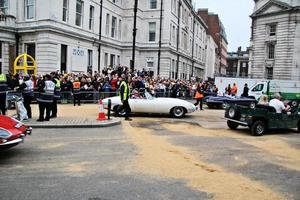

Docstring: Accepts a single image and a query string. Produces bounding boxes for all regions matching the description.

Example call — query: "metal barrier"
[7,89,195,105]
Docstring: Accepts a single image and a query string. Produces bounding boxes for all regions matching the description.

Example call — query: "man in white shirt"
[269,93,288,113]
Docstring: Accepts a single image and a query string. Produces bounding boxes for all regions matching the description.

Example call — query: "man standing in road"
[17,75,34,119]
[36,74,55,121]
[0,71,8,115]
[118,74,132,121]
[72,77,81,106]
[241,83,249,97]
[231,83,238,97]
[51,73,61,118]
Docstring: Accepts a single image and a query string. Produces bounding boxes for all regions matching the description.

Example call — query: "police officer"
[0,72,8,115]
[118,74,132,121]
[36,74,55,121]
[18,75,34,118]
[51,73,61,118]
[72,78,81,106]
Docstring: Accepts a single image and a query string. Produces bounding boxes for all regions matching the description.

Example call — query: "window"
[266,67,273,79]
[150,0,157,9]
[117,55,120,65]
[62,0,68,22]
[104,53,108,67]
[118,20,122,39]
[110,54,115,67]
[269,24,277,36]
[25,0,35,20]
[172,0,177,14]
[149,22,156,42]
[147,57,154,68]
[0,0,8,14]
[25,43,35,66]
[0,41,2,73]
[267,43,275,59]
[105,14,110,36]
[111,16,117,38]
[171,59,175,79]
[251,84,264,92]
[75,0,83,26]
[172,26,176,45]
[89,6,94,30]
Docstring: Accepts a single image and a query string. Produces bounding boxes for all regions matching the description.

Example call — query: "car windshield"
[145,92,155,100]
[252,84,264,92]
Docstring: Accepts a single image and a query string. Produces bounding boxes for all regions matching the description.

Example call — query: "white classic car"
[102,92,196,118]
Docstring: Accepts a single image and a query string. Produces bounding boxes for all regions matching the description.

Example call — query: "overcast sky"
[195,0,255,52]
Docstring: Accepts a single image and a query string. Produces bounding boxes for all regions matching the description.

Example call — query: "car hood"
[0,116,26,135]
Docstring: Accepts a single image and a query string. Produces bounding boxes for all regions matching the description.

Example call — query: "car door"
[250,83,265,100]
[131,98,156,113]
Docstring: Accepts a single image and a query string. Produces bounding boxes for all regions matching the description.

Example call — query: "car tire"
[249,102,256,109]
[291,100,299,108]
[251,120,266,136]
[171,107,186,118]
[222,102,228,109]
[114,105,126,117]
[228,107,238,119]
[227,120,239,130]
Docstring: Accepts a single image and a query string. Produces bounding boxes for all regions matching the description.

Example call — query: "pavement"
[7,104,121,128]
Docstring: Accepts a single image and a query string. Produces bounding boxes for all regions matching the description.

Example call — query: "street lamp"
[131,0,138,73]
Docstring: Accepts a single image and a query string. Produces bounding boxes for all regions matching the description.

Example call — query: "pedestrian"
[231,83,238,96]
[194,83,204,110]
[36,74,55,121]
[118,74,132,121]
[0,72,8,115]
[225,84,231,96]
[241,83,249,97]
[17,75,34,119]
[51,73,61,118]
[72,77,81,106]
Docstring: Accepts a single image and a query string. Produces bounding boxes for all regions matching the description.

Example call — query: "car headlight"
[0,128,12,139]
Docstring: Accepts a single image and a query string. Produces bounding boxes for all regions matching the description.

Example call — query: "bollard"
[107,99,111,120]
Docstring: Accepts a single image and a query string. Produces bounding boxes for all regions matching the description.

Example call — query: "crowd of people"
[0,66,219,121]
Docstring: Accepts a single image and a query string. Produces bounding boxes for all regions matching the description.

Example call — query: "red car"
[0,115,32,150]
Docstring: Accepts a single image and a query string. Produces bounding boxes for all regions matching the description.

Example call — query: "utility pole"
[157,0,163,77]
[97,0,103,73]
[131,0,138,73]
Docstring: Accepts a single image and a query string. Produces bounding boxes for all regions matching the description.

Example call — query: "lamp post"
[131,0,138,73]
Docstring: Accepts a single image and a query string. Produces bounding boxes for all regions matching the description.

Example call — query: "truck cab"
[248,81,268,100]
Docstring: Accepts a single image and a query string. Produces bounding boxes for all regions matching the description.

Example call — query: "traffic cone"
[97,99,106,121]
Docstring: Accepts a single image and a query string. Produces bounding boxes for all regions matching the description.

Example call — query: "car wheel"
[251,121,266,136]
[227,120,239,130]
[291,100,299,108]
[114,105,126,117]
[171,107,186,118]
[228,107,237,118]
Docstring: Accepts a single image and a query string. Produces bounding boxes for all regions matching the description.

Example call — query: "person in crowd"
[0,71,8,115]
[17,75,34,119]
[72,77,81,106]
[118,74,132,121]
[258,95,269,106]
[225,84,231,96]
[269,93,290,113]
[36,74,55,121]
[231,83,238,96]
[51,72,61,118]
[241,83,249,97]
[194,83,204,110]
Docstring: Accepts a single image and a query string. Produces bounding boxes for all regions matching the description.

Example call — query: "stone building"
[227,47,249,78]
[197,9,228,77]
[0,0,210,79]
[250,0,300,80]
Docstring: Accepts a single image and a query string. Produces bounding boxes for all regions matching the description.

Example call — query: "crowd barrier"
[7,89,196,105]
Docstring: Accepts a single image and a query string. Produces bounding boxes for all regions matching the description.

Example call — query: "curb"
[24,119,121,129]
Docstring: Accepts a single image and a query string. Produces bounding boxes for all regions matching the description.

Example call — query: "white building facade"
[0,0,209,79]
[250,0,300,81]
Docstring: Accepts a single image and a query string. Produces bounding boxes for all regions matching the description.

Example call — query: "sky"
[195,0,255,52]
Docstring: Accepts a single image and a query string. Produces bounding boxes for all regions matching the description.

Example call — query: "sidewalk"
[8,104,121,128]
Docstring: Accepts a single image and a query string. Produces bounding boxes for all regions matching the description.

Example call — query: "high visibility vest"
[23,80,34,96]
[0,73,8,93]
[73,81,81,94]
[118,81,130,100]
[37,80,55,103]
[54,78,61,99]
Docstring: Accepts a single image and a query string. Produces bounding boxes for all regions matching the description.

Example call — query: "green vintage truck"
[225,104,300,136]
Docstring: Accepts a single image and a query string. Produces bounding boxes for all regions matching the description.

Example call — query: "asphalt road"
[1,111,300,200]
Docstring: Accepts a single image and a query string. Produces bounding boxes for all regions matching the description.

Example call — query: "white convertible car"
[102,92,196,118]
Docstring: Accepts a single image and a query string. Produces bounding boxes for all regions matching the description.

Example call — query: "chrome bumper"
[0,137,24,146]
